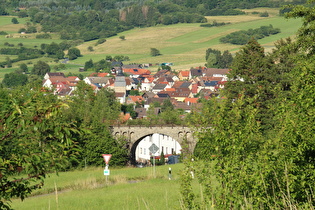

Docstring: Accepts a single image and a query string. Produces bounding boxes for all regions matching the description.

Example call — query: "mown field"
[10,164,202,210]
[0,8,302,82]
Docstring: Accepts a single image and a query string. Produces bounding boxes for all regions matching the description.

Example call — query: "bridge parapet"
[111,126,197,154]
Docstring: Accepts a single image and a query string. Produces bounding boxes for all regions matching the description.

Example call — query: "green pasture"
[0,16,28,34]
[0,10,303,80]
[74,15,301,70]
[11,164,200,210]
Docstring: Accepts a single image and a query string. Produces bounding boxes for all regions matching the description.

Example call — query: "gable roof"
[123,68,151,76]
[190,68,203,77]
[203,68,230,77]
[154,69,170,78]
[184,98,199,104]
[155,76,174,83]
[128,95,144,103]
[179,70,190,77]
[46,72,65,78]
[152,83,167,90]
[156,93,170,98]
[89,72,109,77]
[85,77,111,84]
[142,91,156,98]
[135,107,147,118]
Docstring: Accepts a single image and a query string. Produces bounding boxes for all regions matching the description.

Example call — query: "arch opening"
[131,133,182,166]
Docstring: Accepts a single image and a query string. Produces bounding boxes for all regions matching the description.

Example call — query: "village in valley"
[43,63,229,120]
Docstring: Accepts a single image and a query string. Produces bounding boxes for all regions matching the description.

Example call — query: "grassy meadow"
[76,8,301,70]
[0,8,302,82]
[10,164,201,210]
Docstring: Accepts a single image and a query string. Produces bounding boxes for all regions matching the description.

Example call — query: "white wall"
[135,133,181,162]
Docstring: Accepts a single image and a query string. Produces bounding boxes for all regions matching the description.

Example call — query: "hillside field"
[0,8,302,81]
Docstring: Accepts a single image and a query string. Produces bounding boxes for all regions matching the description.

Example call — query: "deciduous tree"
[0,87,81,208]
[31,60,50,76]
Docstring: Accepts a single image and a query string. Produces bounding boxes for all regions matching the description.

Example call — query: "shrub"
[36,33,52,39]
[260,11,269,17]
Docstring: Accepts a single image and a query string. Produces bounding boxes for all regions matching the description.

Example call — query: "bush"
[260,11,269,17]
[11,17,19,24]
[220,25,280,45]
[36,33,52,39]
[151,48,161,57]
[95,38,106,46]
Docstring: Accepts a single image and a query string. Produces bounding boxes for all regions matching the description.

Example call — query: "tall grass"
[11,164,185,210]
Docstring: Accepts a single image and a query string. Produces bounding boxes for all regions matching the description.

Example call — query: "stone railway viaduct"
[111,126,197,164]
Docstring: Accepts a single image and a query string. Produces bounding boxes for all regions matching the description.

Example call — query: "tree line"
[220,24,281,45]
[0,0,307,43]
[0,41,82,68]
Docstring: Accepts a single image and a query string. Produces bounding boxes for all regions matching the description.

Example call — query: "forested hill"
[0,0,307,42]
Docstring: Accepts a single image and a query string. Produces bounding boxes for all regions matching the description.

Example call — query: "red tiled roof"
[184,98,198,104]
[67,76,79,80]
[123,68,151,75]
[120,112,131,122]
[144,77,154,83]
[128,95,144,103]
[172,81,184,88]
[179,70,189,77]
[89,72,109,77]
[191,83,198,94]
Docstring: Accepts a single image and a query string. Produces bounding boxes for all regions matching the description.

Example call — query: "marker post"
[102,154,112,184]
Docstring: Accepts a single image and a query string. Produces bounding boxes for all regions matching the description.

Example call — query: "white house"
[135,133,182,162]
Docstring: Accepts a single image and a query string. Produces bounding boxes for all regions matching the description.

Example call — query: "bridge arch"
[111,126,197,165]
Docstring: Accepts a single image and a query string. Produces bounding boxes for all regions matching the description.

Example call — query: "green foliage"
[82,129,128,166]
[181,8,315,207]
[121,104,137,119]
[128,89,140,96]
[63,82,127,166]
[0,6,8,15]
[31,60,50,76]
[0,87,82,208]
[2,72,28,87]
[200,21,230,27]
[160,151,165,165]
[87,46,94,51]
[35,33,52,39]
[205,48,233,68]
[44,42,64,59]
[84,59,94,70]
[95,38,106,46]
[11,17,18,24]
[67,48,81,60]
[260,11,269,17]
[19,63,28,73]
[220,25,281,45]
[150,48,161,57]
[17,10,28,18]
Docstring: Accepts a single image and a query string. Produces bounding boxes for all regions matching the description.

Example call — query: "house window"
[144,148,146,155]
[162,146,164,153]
[171,148,174,154]
[166,147,168,154]
[140,147,142,154]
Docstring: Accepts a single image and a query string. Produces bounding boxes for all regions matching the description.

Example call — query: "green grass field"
[0,10,302,80]
[10,164,197,210]
[74,14,302,70]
